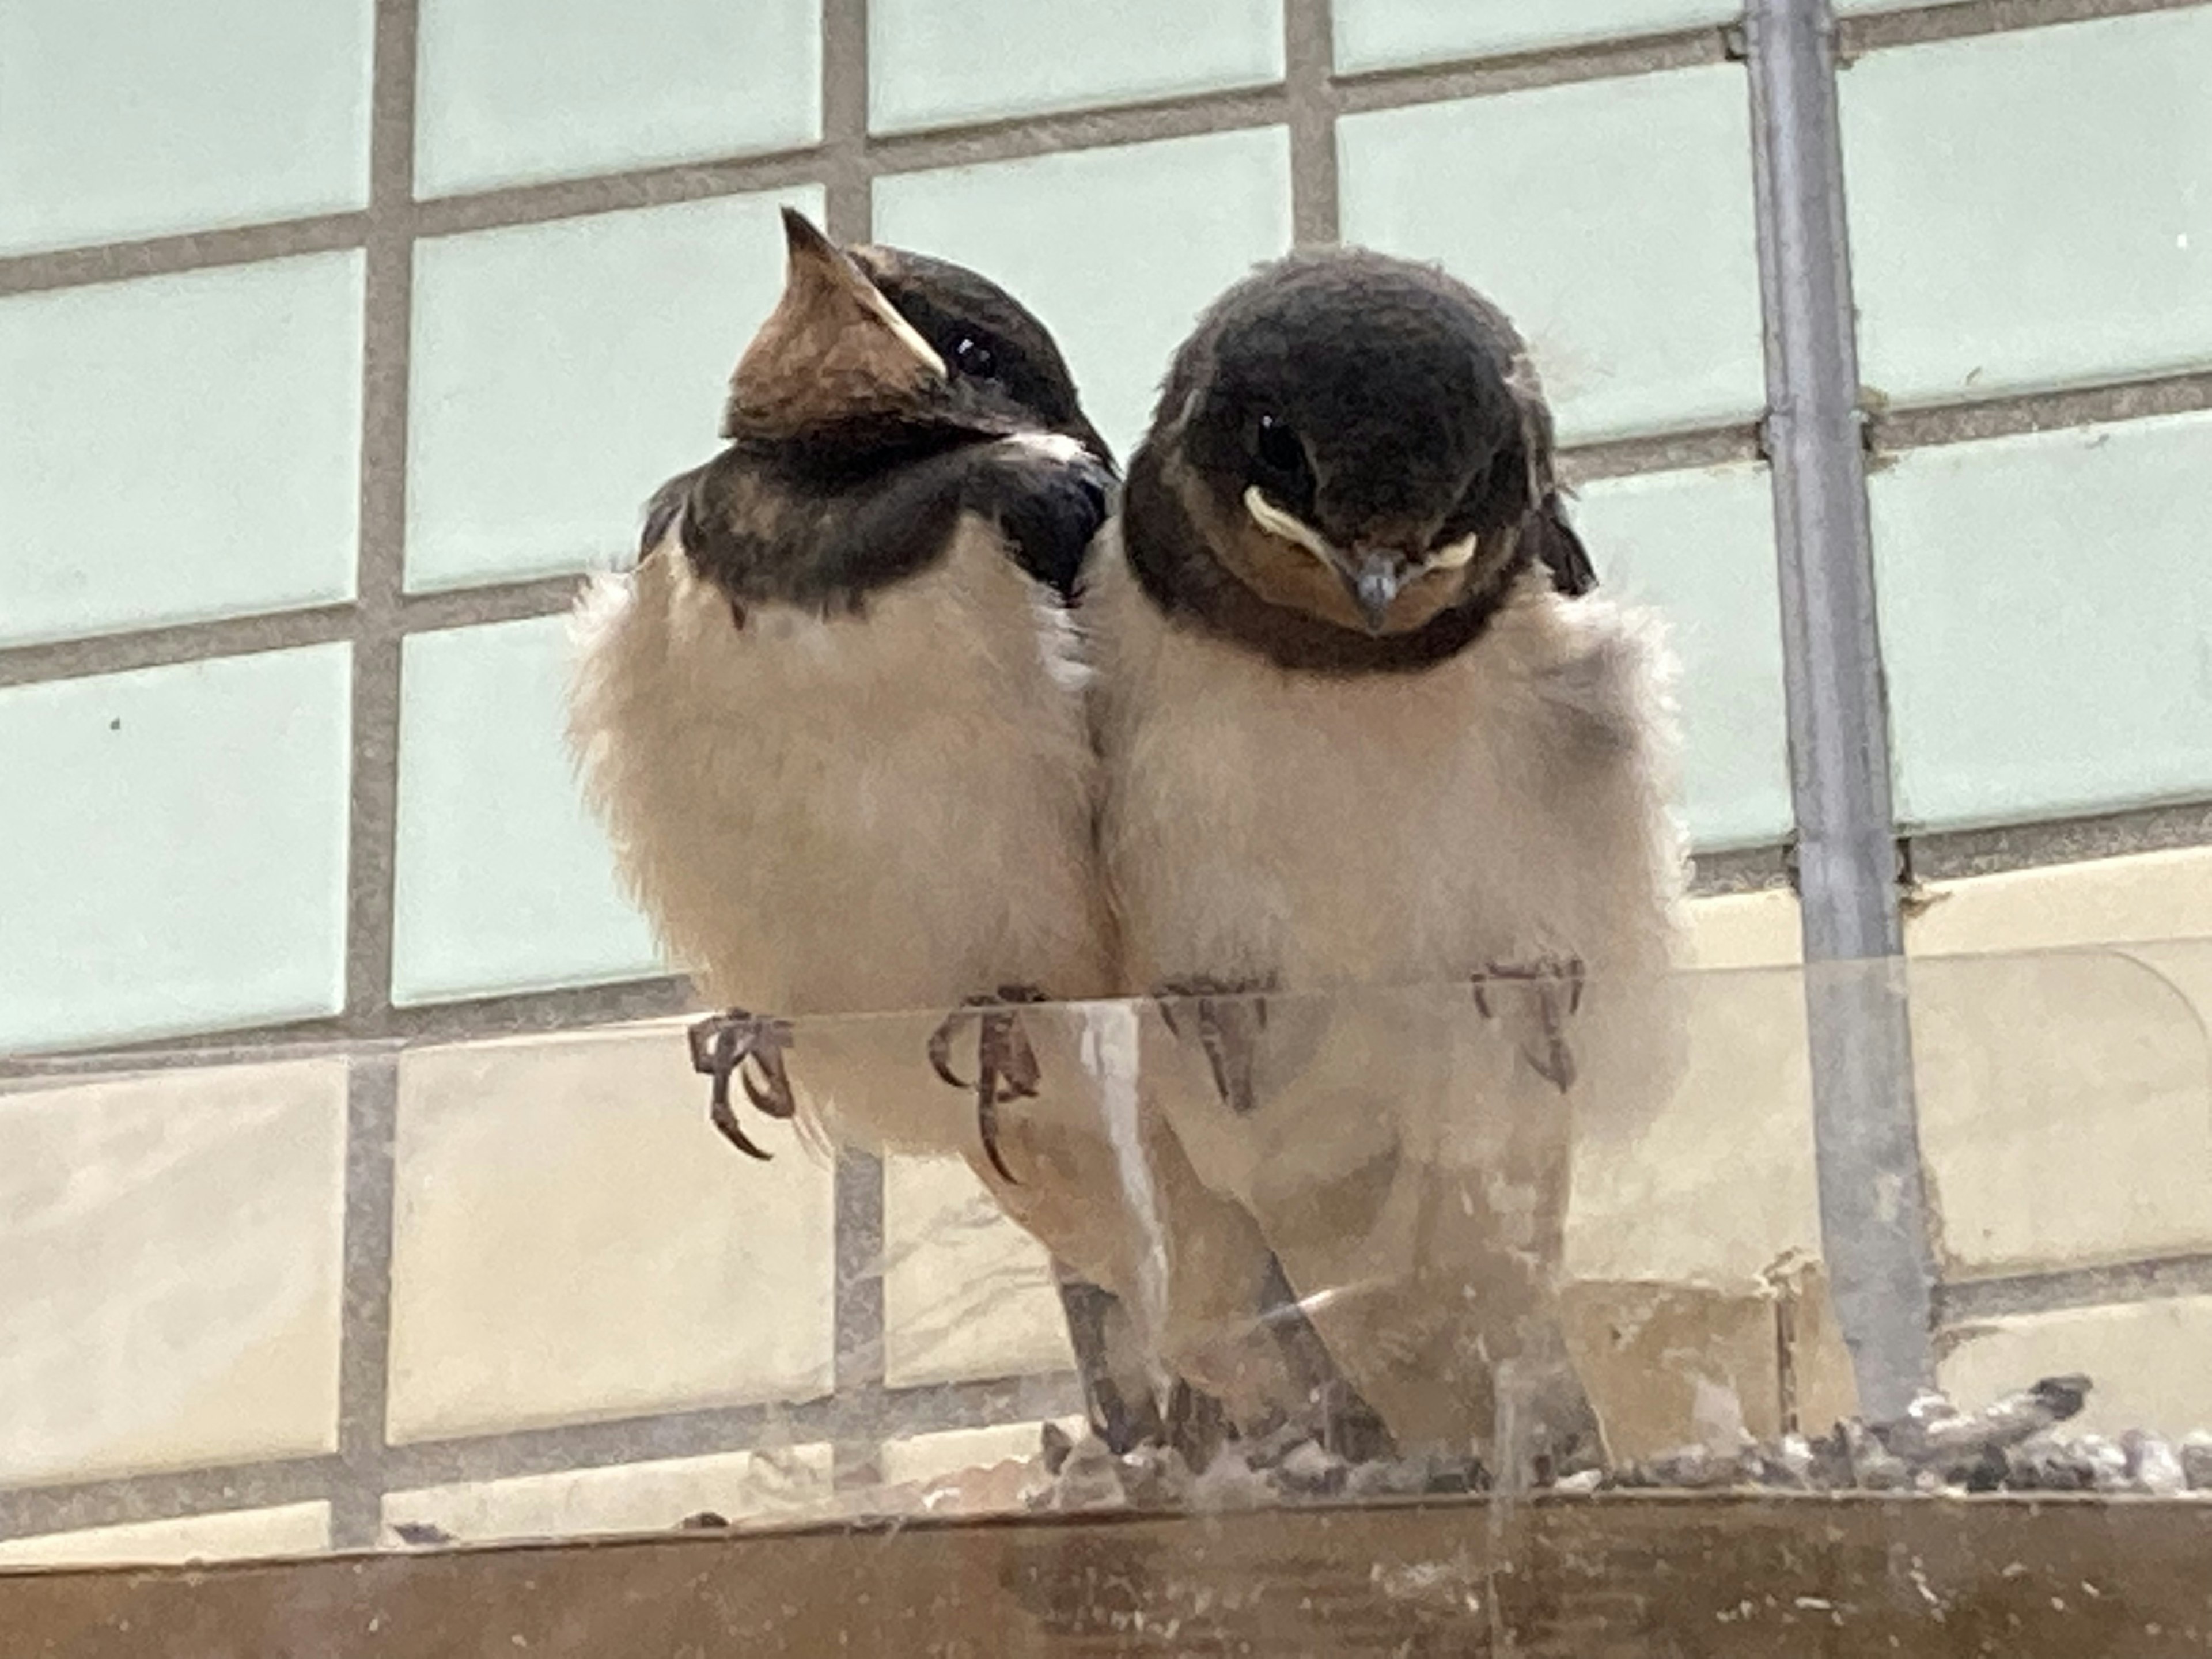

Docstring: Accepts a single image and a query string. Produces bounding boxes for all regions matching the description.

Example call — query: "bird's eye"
[1250,412,1311,497]
[951,334,998,380]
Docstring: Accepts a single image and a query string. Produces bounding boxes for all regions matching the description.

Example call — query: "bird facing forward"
[1085,248,1689,1468]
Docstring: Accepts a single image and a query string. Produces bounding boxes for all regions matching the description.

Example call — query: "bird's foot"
[1317,1382,1397,1466]
[1055,1275,1166,1454]
[1258,1255,1399,1464]
[1165,1379,1231,1474]
[686,1009,798,1161]
[1472,955,1584,1092]
[927,986,1047,1185]
[1156,976,1272,1117]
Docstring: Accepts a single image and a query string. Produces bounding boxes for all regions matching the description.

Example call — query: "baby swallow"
[571,207,1113,1160]
[1086,248,1690,1468]
[568,212,1165,1440]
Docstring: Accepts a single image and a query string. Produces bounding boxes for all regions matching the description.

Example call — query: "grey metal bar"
[1746,0,1936,1416]
[1749,0,1902,984]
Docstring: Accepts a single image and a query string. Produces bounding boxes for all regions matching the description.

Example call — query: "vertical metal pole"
[1744,0,1936,1416]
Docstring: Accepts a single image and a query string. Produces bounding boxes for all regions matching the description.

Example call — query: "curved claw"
[927,1009,974,1092]
[1157,978,1269,1118]
[975,1005,1042,1186]
[688,1010,797,1158]
[930,990,1047,1186]
[986,1007,1043,1101]
[709,1089,774,1161]
[1472,956,1585,1095]
[741,1062,793,1120]
[1528,1036,1577,1093]
[741,1022,798,1120]
[978,1090,1019,1186]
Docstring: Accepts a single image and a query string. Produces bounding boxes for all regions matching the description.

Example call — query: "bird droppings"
[1028,1373,2212,1512]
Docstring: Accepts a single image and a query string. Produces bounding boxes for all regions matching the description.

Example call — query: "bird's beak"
[1344,551,1410,634]
[724,207,948,440]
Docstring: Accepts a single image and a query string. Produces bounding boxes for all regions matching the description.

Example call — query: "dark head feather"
[1123,248,1594,671]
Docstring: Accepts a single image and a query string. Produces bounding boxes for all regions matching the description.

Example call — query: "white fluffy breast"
[1085,526,1695,1455]
[566,517,1109,1020]
[1090,537,1683,988]
[1087,529,1690,1134]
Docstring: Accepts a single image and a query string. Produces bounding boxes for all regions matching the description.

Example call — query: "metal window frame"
[4,0,2211,1550]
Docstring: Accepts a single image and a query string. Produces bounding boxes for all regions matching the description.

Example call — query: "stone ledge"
[5,1494,2211,1656]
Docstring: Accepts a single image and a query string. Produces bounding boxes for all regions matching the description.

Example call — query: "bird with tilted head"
[566,209,1174,1450]
[1085,248,1691,1474]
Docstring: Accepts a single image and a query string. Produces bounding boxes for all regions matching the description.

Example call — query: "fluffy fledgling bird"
[567,211,1169,1440]
[1086,249,1690,1467]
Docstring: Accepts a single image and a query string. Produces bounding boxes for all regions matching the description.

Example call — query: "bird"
[566,208,1168,1448]
[1084,247,1690,1474]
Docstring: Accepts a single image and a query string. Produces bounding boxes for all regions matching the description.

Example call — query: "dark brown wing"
[1526,492,1597,598]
